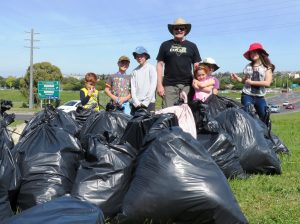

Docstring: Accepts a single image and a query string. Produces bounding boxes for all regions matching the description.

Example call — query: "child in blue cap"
[130,46,157,115]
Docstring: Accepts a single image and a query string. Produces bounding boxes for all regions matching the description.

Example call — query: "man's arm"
[156,60,165,97]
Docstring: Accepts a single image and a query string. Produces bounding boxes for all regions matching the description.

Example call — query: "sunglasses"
[173,27,186,31]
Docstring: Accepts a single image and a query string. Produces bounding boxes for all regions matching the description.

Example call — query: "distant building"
[63,74,85,80]
[288,73,300,79]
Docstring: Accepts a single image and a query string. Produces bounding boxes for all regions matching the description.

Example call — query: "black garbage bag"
[197,132,246,179]
[12,123,83,210]
[116,127,248,223]
[146,113,179,138]
[250,115,290,155]
[0,122,20,220]
[205,94,242,117]
[215,108,281,175]
[1,113,15,127]
[3,196,105,224]
[121,109,178,150]
[69,105,97,128]
[80,110,131,149]
[189,95,242,134]
[270,133,289,154]
[120,109,154,150]
[0,100,13,116]
[72,135,137,218]
[20,104,80,138]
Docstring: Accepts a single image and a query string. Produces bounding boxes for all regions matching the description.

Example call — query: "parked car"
[269,105,280,113]
[282,101,289,106]
[285,104,295,110]
[57,100,81,113]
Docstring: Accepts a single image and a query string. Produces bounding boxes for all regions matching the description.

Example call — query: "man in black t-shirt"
[156,18,201,108]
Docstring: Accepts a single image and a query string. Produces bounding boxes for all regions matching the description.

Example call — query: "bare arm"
[119,94,131,105]
[156,60,165,97]
[105,86,118,103]
[245,68,273,87]
[230,73,247,83]
[193,79,215,90]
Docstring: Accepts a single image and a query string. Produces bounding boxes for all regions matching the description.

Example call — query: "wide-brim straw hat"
[200,57,220,71]
[168,18,191,36]
[243,42,269,60]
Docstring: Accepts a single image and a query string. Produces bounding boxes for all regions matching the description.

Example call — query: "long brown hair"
[252,50,275,72]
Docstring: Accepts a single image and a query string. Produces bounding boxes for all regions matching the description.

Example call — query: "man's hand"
[157,84,165,97]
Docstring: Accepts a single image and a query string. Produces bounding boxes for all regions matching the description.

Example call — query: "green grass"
[230,112,300,223]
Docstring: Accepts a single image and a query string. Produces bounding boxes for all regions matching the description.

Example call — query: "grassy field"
[230,112,300,223]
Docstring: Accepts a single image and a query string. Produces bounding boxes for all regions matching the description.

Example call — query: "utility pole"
[25,29,39,109]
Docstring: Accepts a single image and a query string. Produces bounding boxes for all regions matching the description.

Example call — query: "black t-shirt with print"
[156,39,201,86]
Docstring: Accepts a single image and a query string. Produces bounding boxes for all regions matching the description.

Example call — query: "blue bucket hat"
[132,46,150,60]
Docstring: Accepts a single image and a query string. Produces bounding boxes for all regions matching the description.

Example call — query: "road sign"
[38,81,60,99]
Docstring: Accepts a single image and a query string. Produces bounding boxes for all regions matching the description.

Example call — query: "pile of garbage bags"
[0,95,290,222]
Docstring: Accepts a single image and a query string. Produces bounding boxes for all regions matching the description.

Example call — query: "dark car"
[285,104,295,109]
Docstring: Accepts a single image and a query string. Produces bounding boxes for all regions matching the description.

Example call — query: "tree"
[20,62,63,103]
[5,76,16,89]
[61,77,82,91]
[0,76,6,88]
[13,77,22,89]
[97,79,106,90]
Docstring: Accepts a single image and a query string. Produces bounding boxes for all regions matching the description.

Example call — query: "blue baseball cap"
[132,46,150,59]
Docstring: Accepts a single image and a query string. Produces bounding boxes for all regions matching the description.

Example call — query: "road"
[266,91,300,113]
[11,112,34,122]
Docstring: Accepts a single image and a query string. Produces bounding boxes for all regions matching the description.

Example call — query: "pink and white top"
[193,77,214,102]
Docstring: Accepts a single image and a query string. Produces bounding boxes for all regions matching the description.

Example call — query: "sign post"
[38,81,60,108]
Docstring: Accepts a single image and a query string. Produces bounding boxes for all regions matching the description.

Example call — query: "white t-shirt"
[131,62,157,107]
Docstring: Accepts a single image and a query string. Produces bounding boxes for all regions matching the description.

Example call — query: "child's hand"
[119,97,127,105]
[230,73,239,81]
[192,79,199,89]
[244,79,252,85]
[88,86,95,96]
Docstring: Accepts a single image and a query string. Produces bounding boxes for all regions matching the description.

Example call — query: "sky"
[1,0,300,77]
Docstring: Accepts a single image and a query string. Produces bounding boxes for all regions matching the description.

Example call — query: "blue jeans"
[241,94,267,120]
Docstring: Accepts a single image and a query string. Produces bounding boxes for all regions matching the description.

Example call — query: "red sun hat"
[243,42,269,60]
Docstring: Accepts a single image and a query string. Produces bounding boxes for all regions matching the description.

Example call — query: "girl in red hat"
[230,42,275,122]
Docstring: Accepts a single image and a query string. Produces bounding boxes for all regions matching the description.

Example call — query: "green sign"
[38,81,60,99]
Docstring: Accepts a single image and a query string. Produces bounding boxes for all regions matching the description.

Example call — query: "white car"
[269,105,280,113]
[57,100,81,113]
[282,101,289,106]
